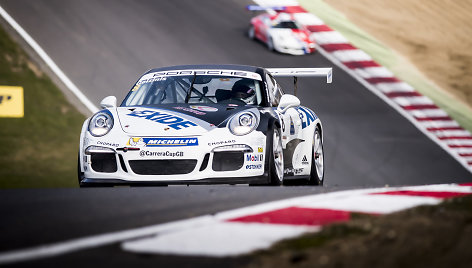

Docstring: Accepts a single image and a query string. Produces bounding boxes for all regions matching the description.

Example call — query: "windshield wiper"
[184,73,197,103]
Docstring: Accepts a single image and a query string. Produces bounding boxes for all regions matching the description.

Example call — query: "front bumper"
[274,41,316,55]
[80,128,268,185]
[79,176,269,186]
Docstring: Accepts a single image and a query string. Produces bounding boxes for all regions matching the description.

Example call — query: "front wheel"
[77,152,84,186]
[267,37,274,51]
[248,25,255,40]
[268,128,284,185]
[309,126,324,185]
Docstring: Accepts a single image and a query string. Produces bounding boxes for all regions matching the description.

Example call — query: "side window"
[274,81,284,106]
[265,73,276,106]
[267,74,284,107]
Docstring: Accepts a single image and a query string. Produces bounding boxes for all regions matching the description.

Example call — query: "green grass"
[0,24,85,188]
[298,0,472,133]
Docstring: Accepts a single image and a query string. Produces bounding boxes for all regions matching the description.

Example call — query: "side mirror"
[277,94,300,113]
[100,96,117,109]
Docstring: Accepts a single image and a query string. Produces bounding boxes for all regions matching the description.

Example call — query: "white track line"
[0,5,98,114]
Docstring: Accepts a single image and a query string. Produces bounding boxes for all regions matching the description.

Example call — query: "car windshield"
[272,21,299,29]
[123,72,263,106]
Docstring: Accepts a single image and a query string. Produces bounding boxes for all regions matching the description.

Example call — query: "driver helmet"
[231,79,256,103]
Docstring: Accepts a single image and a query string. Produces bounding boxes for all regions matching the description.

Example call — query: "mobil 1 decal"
[245,153,263,170]
[297,107,318,129]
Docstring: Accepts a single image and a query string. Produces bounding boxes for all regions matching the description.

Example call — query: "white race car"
[248,12,316,55]
[78,65,331,186]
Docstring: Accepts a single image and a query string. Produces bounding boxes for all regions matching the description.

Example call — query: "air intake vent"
[91,153,117,173]
[212,152,244,171]
[129,160,197,175]
[199,153,210,171]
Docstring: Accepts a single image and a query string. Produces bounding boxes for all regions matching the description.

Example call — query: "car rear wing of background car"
[267,68,332,95]
[246,5,283,15]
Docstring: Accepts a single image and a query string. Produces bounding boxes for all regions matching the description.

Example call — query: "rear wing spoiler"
[266,68,332,83]
[266,68,332,96]
[246,5,285,11]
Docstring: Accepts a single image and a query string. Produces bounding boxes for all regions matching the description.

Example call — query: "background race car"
[248,10,316,55]
[78,65,331,186]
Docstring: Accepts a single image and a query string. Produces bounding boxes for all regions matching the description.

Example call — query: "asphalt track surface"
[0,0,470,266]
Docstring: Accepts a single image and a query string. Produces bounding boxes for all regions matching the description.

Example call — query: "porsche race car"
[78,65,331,186]
[248,12,316,55]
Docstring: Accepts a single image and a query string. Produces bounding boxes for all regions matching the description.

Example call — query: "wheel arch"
[258,112,283,185]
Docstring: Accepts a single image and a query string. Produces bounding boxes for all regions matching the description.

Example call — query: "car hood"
[270,29,307,45]
[116,104,256,136]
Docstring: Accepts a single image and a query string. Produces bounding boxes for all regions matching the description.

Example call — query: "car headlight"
[88,110,114,137]
[228,111,259,136]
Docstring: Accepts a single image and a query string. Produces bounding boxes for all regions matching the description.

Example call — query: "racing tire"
[248,25,255,40]
[309,126,324,185]
[77,152,84,187]
[268,127,284,185]
[267,37,274,51]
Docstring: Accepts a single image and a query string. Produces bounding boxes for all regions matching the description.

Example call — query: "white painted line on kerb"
[445,140,472,146]
[408,109,448,118]
[376,82,415,93]
[354,67,394,79]
[122,222,312,257]
[391,96,435,106]
[0,5,99,114]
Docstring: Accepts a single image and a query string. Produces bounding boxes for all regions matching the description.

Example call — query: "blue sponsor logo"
[144,137,198,147]
[246,164,262,169]
[297,107,318,129]
[127,110,198,130]
[246,154,263,162]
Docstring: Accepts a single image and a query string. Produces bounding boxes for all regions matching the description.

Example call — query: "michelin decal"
[128,137,198,147]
